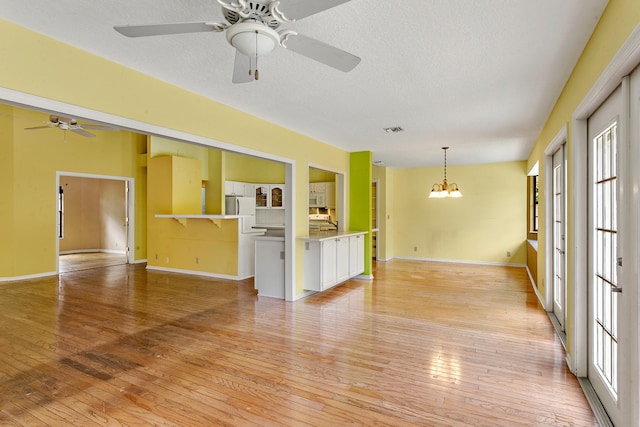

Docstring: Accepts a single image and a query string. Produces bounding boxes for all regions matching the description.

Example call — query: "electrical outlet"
[165,257,169,263]
[155,253,158,260]
[507,251,511,257]
[196,257,199,264]
[414,246,417,252]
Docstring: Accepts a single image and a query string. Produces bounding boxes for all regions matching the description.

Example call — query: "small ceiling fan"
[114,0,361,83]
[24,115,115,138]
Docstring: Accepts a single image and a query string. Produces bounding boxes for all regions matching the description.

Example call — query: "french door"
[587,85,623,425]
[552,146,566,330]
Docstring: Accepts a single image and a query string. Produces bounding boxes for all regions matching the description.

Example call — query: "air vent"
[383,126,404,134]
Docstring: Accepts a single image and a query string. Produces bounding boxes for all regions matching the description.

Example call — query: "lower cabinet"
[304,233,366,292]
[255,238,285,298]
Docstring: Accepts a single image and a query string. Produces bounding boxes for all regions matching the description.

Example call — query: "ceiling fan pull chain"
[255,30,260,80]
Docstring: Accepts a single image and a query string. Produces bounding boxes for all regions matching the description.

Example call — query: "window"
[527,174,539,239]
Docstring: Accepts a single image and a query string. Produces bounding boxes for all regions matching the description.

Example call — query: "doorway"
[372,179,379,260]
[57,173,133,273]
[586,84,623,425]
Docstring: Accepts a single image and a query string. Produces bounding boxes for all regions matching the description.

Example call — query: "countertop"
[298,230,367,242]
[155,214,246,219]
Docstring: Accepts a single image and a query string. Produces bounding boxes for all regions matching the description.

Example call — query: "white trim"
[56,172,135,272]
[0,88,292,165]
[146,265,249,281]
[393,256,525,268]
[60,249,127,255]
[308,161,347,233]
[526,265,545,303]
[570,23,640,427]
[291,290,316,301]
[571,21,640,384]
[354,274,374,281]
[0,87,297,301]
[0,271,57,282]
[543,125,568,314]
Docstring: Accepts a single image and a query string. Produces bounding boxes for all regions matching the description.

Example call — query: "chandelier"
[429,147,462,198]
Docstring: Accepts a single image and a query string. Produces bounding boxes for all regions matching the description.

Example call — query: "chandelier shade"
[429,147,462,199]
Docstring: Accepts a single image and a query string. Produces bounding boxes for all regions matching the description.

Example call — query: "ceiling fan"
[114,0,361,83]
[24,115,115,138]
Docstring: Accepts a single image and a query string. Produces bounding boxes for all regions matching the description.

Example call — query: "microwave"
[309,192,326,208]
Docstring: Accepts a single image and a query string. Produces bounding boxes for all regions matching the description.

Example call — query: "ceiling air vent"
[383,126,404,134]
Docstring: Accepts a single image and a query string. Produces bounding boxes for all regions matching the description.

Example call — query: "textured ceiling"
[0,0,608,168]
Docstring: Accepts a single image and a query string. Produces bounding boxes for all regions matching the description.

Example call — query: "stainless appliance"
[226,196,257,233]
[309,192,326,208]
[309,213,337,231]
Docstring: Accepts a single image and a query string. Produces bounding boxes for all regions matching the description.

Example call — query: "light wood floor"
[59,252,127,273]
[0,260,597,426]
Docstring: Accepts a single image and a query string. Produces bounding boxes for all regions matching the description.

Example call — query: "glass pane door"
[587,85,622,425]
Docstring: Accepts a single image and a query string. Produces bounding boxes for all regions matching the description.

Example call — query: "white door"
[552,146,566,330]
[587,85,623,425]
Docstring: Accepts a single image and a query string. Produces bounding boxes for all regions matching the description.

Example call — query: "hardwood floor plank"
[0,260,597,426]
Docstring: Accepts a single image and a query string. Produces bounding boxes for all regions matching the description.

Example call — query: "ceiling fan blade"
[70,128,96,138]
[275,0,352,21]
[281,33,360,72]
[114,22,222,38]
[232,51,255,84]
[24,125,54,130]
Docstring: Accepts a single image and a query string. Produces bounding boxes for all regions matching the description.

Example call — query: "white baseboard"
[525,265,546,309]
[60,249,127,255]
[394,256,525,268]
[132,259,147,264]
[146,265,248,281]
[292,290,316,301]
[0,271,57,283]
[354,274,373,281]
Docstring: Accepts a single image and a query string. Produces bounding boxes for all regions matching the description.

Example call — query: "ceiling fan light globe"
[226,22,279,57]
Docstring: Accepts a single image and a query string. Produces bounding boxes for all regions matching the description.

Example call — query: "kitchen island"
[299,230,367,292]
[149,214,265,279]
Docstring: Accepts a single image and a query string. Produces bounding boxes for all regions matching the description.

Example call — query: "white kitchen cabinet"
[256,184,285,209]
[254,237,285,298]
[225,181,254,197]
[349,234,365,276]
[309,182,336,208]
[336,237,350,283]
[320,238,337,289]
[303,232,366,292]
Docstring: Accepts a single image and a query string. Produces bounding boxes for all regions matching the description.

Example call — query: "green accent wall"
[349,151,373,276]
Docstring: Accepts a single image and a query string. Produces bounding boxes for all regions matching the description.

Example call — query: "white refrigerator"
[225,196,257,232]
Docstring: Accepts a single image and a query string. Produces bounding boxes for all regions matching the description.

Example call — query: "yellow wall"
[0,104,15,275]
[0,19,349,290]
[225,151,285,183]
[526,0,640,355]
[0,106,146,278]
[309,167,336,182]
[150,136,209,180]
[392,161,527,265]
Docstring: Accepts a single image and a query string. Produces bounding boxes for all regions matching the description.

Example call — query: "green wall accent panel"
[349,151,373,276]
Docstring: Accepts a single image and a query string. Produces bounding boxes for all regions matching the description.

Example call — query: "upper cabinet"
[256,184,285,209]
[149,155,202,214]
[309,181,336,208]
[225,180,255,197]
